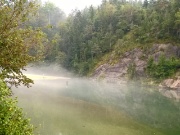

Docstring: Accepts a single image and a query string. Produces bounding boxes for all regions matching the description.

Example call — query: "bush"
[0,81,34,135]
[146,55,180,80]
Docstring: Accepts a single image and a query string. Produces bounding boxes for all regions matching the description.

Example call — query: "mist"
[12,64,180,135]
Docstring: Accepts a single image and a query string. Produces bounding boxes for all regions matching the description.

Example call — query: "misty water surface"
[12,66,180,135]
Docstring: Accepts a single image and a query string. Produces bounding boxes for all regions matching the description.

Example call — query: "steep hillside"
[93,43,180,81]
[35,0,180,77]
[28,0,180,84]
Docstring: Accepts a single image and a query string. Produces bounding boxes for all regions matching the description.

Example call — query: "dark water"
[13,78,180,135]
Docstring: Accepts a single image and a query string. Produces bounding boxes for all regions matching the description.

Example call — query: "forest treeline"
[30,0,180,75]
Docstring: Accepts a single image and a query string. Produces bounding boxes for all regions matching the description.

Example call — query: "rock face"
[160,78,180,90]
[93,48,147,81]
[93,44,180,82]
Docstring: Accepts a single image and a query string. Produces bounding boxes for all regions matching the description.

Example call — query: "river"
[13,74,180,135]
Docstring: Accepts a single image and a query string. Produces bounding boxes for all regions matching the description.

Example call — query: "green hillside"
[31,0,180,79]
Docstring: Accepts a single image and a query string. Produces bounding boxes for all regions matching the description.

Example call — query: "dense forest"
[30,0,180,76]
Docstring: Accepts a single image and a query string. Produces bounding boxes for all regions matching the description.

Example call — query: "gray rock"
[170,80,180,89]
[93,44,180,86]
[161,79,174,88]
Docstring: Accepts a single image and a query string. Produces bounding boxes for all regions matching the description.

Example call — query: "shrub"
[0,81,34,135]
[146,55,180,80]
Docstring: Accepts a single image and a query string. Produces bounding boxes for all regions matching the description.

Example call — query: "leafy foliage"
[0,80,34,134]
[146,55,180,79]
[0,1,46,134]
[26,2,65,63]
[0,0,45,87]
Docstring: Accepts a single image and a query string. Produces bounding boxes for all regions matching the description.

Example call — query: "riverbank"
[159,77,180,101]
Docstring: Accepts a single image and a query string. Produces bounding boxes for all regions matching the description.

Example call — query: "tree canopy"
[0,0,45,87]
[0,1,45,134]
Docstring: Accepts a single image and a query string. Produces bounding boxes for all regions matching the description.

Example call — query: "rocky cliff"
[93,44,180,80]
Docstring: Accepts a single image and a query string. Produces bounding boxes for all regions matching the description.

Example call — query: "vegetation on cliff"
[32,0,180,77]
[147,55,180,80]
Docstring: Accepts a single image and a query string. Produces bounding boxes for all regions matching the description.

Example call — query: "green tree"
[0,1,45,134]
[0,0,45,87]
[0,0,43,86]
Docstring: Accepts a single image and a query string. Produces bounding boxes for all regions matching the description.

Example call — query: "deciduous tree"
[0,0,44,87]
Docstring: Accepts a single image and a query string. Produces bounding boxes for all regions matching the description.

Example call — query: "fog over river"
[12,66,180,135]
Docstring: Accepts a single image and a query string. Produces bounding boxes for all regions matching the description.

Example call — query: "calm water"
[13,77,180,135]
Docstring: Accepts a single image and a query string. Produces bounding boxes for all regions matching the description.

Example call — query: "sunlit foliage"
[0,80,34,134]
[0,0,45,87]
